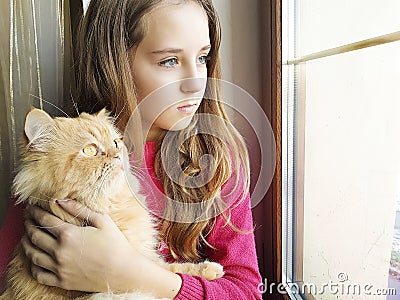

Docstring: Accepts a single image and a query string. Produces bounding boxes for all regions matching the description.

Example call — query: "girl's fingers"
[24,219,58,258]
[28,205,71,237]
[57,200,109,229]
[31,264,61,288]
[21,236,57,274]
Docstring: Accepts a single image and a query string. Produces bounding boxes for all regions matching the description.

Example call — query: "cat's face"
[15,109,128,213]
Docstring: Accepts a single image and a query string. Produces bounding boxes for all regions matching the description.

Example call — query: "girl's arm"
[174,192,263,300]
[24,201,182,298]
[24,193,263,299]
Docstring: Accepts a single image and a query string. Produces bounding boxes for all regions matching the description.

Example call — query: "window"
[282,1,400,299]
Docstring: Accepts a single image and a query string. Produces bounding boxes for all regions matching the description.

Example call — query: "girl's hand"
[22,200,139,293]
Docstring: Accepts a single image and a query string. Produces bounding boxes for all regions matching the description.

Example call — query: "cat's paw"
[200,261,224,280]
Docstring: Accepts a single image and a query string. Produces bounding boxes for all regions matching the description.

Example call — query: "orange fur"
[0,109,223,300]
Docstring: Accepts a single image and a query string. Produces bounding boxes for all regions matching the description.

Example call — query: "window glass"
[282,1,400,299]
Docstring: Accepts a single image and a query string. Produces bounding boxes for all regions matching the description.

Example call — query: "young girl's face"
[130,1,210,141]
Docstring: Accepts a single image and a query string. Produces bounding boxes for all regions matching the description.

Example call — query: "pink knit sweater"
[0,142,262,299]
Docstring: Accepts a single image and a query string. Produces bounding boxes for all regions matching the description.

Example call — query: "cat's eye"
[82,144,98,156]
[114,138,122,149]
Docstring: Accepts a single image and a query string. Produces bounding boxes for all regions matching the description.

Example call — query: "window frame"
[254,1,283,299]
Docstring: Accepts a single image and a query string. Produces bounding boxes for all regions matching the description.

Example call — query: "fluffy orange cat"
[0,109,223,300]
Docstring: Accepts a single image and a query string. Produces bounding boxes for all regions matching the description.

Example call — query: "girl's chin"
[167,116,195,131]
[146,116,195,139]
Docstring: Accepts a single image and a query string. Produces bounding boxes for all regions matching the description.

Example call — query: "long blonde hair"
[75,0,250,262]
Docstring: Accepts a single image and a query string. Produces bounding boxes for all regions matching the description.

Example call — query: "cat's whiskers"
[76,175,109,259]
[131,164,159,185]
[69,87,80,116]
[29,94,71,118]
[38,192,58,202]
[91,171,109,208]
[29,195,53,205]
[130,168,147,183]
[113,101,127,124]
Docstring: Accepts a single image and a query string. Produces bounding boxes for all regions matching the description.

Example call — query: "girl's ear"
[24,108,54,141]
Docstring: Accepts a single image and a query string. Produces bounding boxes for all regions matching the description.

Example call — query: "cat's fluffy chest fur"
[0,109,223,300]
[108,177,160,262]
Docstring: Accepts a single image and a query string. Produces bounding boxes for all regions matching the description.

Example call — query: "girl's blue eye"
[159,58,178,68]
[198,55,209,65]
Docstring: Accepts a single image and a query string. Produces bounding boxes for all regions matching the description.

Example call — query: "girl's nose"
[180,77,206,94]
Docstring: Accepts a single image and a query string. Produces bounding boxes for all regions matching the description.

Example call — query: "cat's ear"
[24,108,54,141]
[96,108,110,119]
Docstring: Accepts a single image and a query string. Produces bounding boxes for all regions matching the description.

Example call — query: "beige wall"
[213,0,265,198]
[214,0,262,102]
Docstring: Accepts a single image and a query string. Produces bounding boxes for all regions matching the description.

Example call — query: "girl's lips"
[177,103,199,114]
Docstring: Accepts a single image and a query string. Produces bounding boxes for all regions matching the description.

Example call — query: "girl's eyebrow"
[150,45,211,55]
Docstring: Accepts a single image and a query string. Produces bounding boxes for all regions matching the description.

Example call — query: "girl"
[17,0,262,299]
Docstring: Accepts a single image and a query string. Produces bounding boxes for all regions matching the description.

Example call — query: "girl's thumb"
[56,199,106,229]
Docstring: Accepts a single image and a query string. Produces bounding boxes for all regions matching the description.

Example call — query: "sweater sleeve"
[0,200,25,291]
[174,192,262,300]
